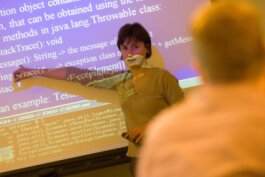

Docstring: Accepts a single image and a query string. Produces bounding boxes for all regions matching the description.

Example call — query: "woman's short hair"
[117,22,152,59]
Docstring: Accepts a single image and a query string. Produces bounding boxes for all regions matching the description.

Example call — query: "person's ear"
[192,58,208,83]
[144,44,151,57]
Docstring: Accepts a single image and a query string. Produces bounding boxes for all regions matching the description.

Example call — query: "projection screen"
[0,0,207,174]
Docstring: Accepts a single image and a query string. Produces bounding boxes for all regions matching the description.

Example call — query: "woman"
[13,22,184,176]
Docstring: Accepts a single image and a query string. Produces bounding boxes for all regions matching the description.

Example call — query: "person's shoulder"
[149,67,167,73]
[148,67,175,78]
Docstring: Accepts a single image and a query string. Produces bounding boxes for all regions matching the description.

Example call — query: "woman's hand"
[13,65,38,82]
[124,124,147,144]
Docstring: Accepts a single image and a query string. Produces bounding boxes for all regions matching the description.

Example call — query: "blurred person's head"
[191,1,265,84]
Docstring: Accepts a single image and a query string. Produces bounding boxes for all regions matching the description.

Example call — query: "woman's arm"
[162,70,184,105]
[13,65,87,82]
[13,65,127,89]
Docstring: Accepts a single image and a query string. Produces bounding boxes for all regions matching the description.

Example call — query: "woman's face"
[119,38,149,69]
